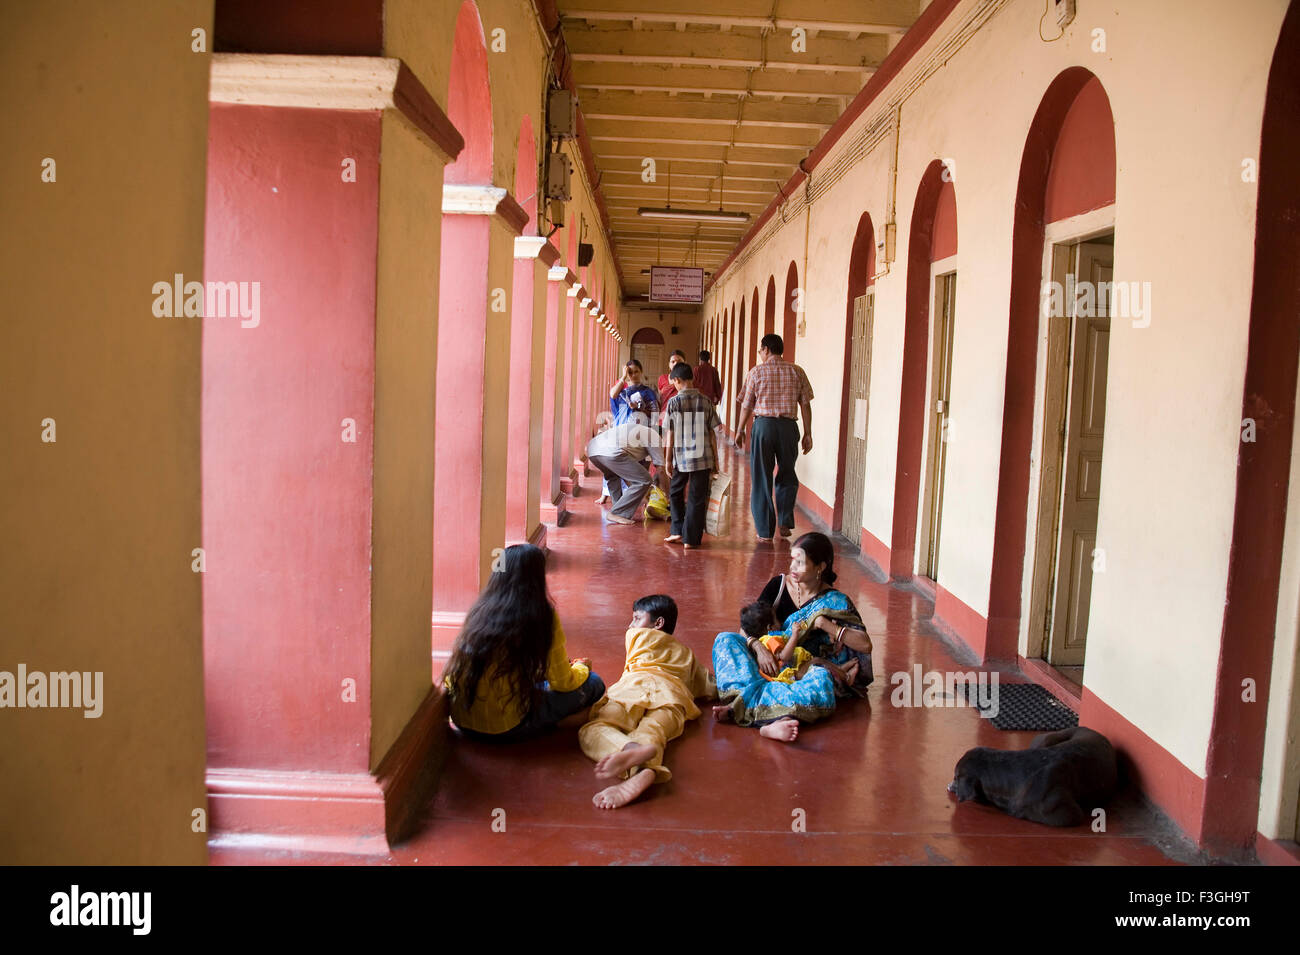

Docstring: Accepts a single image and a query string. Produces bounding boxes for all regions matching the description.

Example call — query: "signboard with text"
[649,266,704,304]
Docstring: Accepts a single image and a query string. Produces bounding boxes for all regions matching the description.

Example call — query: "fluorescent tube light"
[637,207,750,223]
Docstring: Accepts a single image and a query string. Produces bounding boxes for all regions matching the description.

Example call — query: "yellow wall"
[369,111,447,766]
[704,0,1290,778]
[0,1,213,863]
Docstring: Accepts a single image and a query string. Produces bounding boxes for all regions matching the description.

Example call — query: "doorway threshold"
[1019,655,1083,711]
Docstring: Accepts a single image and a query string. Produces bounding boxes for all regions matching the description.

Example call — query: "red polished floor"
[212,442,1201,866]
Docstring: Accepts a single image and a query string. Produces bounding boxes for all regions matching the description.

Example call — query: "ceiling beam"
[571,62,865,98]
[585,122,821,149]
[564,27,887,73]
[598,160,790,180]
[578,91,839,128]
[602,182,776,198]
[591,141,807,164]
[557,0,918,33]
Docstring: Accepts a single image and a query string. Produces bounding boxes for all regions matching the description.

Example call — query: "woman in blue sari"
[712,532,873,742]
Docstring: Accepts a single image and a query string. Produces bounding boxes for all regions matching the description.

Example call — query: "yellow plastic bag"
[643,485,670,521]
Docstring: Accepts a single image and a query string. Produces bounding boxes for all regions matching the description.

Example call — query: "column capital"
[442,184,530,235]
[209,54,463,163]
[515,236,561,267]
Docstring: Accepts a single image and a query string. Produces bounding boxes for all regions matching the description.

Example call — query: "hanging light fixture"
[638,162,749,223]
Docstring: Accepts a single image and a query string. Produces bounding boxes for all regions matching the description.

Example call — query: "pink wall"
[203,104,380,771]
[445,1,492,186]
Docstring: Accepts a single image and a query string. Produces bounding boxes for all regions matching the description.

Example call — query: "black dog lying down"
[948,726,1118,826]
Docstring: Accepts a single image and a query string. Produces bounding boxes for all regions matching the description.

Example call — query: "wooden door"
[840,292,874,547]
[1048,241,1113,666]
[631,344,663,385]
[920,272,956,579]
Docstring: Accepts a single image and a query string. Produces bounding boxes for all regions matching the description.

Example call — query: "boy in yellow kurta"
[580,594,716,809]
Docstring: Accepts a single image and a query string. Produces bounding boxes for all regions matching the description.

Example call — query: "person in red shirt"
[693,350,722,404]
[657,350,688,409]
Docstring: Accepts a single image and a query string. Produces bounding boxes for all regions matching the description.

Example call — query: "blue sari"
[712,588,868,727]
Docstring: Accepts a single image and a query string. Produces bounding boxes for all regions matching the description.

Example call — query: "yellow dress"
[444,614,590,734]
[578,627,716,782]
[760,634,812,684]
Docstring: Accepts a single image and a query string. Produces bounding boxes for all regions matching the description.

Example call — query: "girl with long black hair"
[443,544,605,740]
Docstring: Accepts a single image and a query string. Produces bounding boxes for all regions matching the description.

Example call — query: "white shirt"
[587,423,664,466]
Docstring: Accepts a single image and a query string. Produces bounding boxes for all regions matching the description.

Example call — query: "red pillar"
[559,281,582,495]
[572,288,592,477]
[432,186,528,657]
[540,265,576,523]
[202,61,463,852]
[506,236,558,548]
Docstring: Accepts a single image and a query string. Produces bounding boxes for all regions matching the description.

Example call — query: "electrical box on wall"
[546,153,572,201]
[548,89,578,140]
[549,199,566,226]
[875,221,897,274]
[1053,0,1076,29]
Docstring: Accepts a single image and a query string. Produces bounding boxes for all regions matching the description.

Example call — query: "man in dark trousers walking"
[733,334,814,543]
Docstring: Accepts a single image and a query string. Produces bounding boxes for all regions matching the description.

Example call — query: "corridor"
[213,443,1195,866]
[5,0,1299,869]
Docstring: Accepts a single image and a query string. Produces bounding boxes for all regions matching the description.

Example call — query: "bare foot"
[712,704,735,723]
[759,717,799,742]
[594,742,656,780]
[778,526,793,538]
[605,513,636,525]
[593,768,655,809]
[683,542,700,550]
[663,534,682,543]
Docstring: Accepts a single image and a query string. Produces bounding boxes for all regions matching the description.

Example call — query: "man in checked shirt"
[733,333,815,543]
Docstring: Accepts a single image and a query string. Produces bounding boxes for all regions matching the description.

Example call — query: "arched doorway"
[986,67,1116,669]
[891,161,958,582]
[733,299,746,425]
[833,212,876,546]
[783,261,799,364]
[630,325,665,386]
[764,275,777,339]
[1207,0,1300,857]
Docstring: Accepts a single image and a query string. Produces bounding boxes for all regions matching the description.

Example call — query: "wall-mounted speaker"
[578,242,594,267]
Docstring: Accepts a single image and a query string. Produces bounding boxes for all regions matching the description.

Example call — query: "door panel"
[921,272,956,579]
[841,293,873,547]
[1049,241,1112,666]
